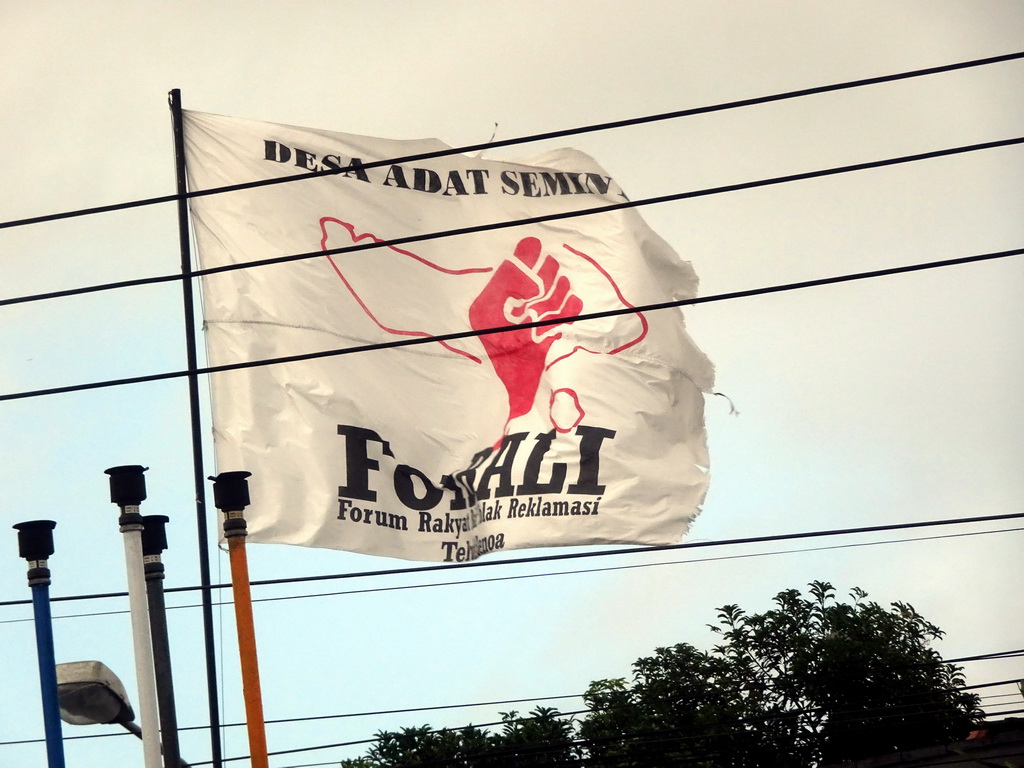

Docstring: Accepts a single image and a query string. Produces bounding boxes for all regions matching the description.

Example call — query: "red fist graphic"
[468,237,584,430]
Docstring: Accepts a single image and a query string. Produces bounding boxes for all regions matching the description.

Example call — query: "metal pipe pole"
[210,472,269,768]
[142,515,182,768]
[105,466,162,768]
[167,87,223,768]
[13,520,66,768]
[121,721,194,768]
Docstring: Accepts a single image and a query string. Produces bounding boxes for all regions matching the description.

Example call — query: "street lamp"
[56,661,191,767]
[56,660,136,732]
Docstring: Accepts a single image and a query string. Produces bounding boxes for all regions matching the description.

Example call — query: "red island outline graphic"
[319,216,649,437]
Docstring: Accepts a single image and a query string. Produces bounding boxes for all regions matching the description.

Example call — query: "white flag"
[183,110,714,562]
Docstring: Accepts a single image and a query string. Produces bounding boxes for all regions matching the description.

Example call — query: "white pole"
[121,506,163,768]
[106,466,163,768]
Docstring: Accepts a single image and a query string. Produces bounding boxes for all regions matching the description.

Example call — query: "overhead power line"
[262,700,1024,768]
[0,514,1020,611]
[2,52,1020,768]
[210,526,1024,608]
[7,667,1018,750]
[184,136,1024,280]
[1,238,1021,403]
[202,664,1023,766]
[1,50,1020,234]
[236,510,1023,595]
[191,674,1024,733]
[2,524,1019,624]
[3,134,1023,311]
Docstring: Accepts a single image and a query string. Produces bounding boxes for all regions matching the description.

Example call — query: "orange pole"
[226,516,269,768]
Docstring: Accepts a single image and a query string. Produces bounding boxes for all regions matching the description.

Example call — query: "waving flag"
[183,110,714,562]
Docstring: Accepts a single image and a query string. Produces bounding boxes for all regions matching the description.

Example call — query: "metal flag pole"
[167,87,223,768]
[105,465,162,768]
[13,520,66,768]
[210,471,269,768]
[142,515,182,768]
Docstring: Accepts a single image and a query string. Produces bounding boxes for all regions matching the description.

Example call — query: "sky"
[1,2,1022,766]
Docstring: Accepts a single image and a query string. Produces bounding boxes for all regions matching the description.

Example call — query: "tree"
[580,581,981,767]
[340,707,579,768]
[341,583,981,767]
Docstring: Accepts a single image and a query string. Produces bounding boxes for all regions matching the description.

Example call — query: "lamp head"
[56,660,135,726]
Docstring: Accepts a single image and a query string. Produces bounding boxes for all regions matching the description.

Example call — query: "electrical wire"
[2,50,1020,235]
[205,678,1020,766]
[204,657,1024,765]
[2,51,1021,768]
[3,135,1023,312]
[1,238,1022,403]
[217,525,1024,608]
[8,654,1023,751]
[209,675,1024,732]
[965,679,1024,692]
[36,659,994,764]
[2,524,1019,625]
[0,515,1021,612]
[6,667,1017,750]
[5,663,1017,757]
[183,136,1024,281]
[983,708,1024,720]
[276,701,1023,768]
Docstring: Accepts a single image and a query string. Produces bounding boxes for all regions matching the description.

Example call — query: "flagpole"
[167,88,223,768]
[210,472,269,768]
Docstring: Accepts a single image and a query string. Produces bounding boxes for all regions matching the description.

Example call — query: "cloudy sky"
[1,2,1022,766]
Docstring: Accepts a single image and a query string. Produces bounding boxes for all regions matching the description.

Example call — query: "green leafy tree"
[489,706,579,765]
[580,582,981,767]
[341,583,981,767]
[340,707,579,768]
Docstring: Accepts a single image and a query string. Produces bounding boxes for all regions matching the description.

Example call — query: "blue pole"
[30,581,66,768]
[14,520,65,768]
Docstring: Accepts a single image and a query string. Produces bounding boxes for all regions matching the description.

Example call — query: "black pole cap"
[105,465,148,506]
[141,515,170,556]
[13,520,57,561]
[209,471,252,512]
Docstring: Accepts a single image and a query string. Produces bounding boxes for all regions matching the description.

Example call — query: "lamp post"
[104,465,162,768]
[142,514,182,768]
[13,519,66,768]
